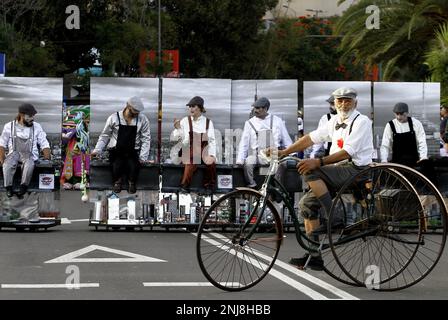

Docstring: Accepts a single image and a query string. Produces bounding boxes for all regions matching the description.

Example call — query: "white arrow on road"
[45,244,167,263]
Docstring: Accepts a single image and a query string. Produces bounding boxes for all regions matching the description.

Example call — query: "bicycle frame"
[236,155,314,251]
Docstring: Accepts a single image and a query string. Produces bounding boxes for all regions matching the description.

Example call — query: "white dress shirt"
[93,111,151,161]
[380,117,427,162]
[172,115,216,157]
[0,121,50,161]
[309,110,374,166]
[237,114,293,164]
[309,113,334,158]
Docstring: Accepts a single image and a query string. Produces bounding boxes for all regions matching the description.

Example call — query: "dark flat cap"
[393,102,409,113]
[326,95,335,104]
[18,103,37,116]
[186,96,204,106]
[252,97,270,109]
[332,87,357,99]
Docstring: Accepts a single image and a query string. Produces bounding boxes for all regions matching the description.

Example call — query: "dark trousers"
[109,149,140,184]
[181,163,216,188]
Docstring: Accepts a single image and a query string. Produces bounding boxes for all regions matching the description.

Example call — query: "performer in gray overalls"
[0,103,51,198]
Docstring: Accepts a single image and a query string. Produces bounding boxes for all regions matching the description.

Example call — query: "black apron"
[109,112,140,183]
[389,117,419,166]
[115,112,139,156]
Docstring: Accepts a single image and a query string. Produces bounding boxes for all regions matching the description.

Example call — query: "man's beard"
[24,120,33,127]
[337,109,354,121]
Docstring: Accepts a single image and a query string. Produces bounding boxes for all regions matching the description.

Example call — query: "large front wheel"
[196,189,283,291]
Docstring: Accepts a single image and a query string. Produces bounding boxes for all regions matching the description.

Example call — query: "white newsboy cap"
[127,96,145,112]
[332,87,358,99]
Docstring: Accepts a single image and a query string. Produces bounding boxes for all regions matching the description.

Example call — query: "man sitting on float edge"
[91,97,151,194]
[269,87,374,270]
[0,103,51,198]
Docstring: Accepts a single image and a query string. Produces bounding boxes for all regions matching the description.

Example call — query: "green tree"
[163,0,278,78]
[336,0,448,80]
[253,15,364,80]
[425,23,448,104]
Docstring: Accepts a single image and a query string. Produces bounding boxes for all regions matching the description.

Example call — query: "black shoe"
[16,184,28,197]
[289,254,324,271]
[128,182,136,194]
[5,186,13,198]
[311,219,345,235]
[113,181,122,194]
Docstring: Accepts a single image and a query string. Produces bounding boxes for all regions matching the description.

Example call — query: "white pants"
[2,152,35,187]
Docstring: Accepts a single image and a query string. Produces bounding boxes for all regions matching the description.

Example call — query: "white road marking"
[270,258,359,300]
[199,235,328,300]
[196,232,359,300]
[143,282,241,287]
[70,219,90,222]
[44,244,167,263]
[1,283,99,289]
[60,218,89,224]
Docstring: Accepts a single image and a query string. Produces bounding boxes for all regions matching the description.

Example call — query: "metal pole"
[157,0,162,163]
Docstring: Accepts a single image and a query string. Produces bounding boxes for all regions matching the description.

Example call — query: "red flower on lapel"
[337,138,344,149]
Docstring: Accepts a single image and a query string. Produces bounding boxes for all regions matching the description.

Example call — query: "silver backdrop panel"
[162,78,232,163]
[0,77,63,139]
[90,77,159,158]
[231,80,298,137]
[303,81,372,135]
[373,82,440,159]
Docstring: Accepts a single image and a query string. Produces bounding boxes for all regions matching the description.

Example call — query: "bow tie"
[335,122,347,130]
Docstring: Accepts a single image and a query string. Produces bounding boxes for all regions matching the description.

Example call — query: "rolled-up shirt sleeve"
[236,122,251,163]
[207,120,216,158]
[380,123,392,162]
[415,120,428,160]
[343,117,371,158]
[0,124,11,149]
[35,123,50,150]
[309,123,330,145]
[139,116,151,161]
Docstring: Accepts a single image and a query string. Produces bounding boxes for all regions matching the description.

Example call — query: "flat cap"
[252,97,270,109]
[332,87,357,99]
[127,96,144,112]
[18,103,37,116]
[186,96,204,107]
[326,95,335,104]
[393,102,409,113]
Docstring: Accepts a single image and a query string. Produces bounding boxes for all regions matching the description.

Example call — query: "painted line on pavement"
[197,234,328,300]
[196,232,359,300]
[1,283,99,289]
[143,282,241,287]
[61,218,89,224]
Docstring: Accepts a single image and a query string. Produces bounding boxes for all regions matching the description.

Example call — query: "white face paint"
[335,98,356,121]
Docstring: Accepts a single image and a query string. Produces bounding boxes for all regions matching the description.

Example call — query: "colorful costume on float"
[61,105,90,200]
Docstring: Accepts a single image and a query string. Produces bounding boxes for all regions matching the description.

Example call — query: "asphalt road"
[0,191,447,303]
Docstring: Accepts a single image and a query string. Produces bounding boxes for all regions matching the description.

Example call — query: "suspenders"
[116,112,139,126]
[348,114,360,135]
[247,115,274,164]
[11,121,34,153]
[188,116,210,132]
[388,117,414,136]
